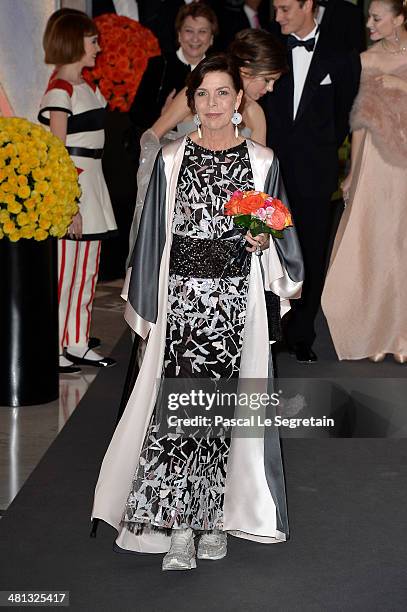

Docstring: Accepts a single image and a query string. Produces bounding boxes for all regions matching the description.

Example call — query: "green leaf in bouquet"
[233,215,285,240]
[250,221,284,239]
[270,229,283,239]
[249,219,267,236]
[233,214,252,228]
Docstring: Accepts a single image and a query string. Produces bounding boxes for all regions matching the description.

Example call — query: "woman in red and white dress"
[39,11,117,373]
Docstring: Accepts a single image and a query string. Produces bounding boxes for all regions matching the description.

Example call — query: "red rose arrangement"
[84,14,160,112]
[225,190,292,239]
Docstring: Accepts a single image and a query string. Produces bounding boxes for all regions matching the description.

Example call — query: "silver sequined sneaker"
[162,528,197,571]
[197,530,227,560]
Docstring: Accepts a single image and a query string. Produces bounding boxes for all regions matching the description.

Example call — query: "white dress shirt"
[176,47,202,70]
[292,21,320,119]
[112,0,139,21]
[316,5,326,24]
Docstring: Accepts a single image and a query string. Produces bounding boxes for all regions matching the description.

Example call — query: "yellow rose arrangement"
[0,117,81,242]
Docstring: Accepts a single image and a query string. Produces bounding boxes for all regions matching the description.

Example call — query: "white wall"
[0,0,58,121]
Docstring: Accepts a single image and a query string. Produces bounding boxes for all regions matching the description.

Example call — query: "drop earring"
[231,109,242,138]
[193,113,202,139]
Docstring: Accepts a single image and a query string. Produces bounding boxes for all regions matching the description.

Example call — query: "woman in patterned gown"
[127,28,287,260]
[92,54,303,571]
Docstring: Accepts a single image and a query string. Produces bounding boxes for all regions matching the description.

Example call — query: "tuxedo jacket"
[317,0,366,53]
[268,0,365,53]
[265,33,361,200]
[215,1,271,50]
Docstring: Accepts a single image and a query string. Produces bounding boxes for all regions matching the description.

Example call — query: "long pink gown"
[322,65,407,360]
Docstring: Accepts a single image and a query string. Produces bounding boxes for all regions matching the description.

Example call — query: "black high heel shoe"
[90,518,99,538]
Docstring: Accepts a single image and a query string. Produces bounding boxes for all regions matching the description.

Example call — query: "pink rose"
[253,207,267,221]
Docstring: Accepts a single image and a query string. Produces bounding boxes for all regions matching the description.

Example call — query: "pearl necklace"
[381,38,407,55]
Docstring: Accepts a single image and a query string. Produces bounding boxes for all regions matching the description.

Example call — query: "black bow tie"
[287,35,316,52]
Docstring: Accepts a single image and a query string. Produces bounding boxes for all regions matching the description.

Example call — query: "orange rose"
[225,191,266,215]
[105,53,117,66]
[270,198,292,228]
[104,67,116,81]
[272,198,285,212]
[114,84,127,96]
[266,209,287,230]
[238,200,261,214]
[242,193,266,212]
[122,70,134,81]
[224,191,243,215]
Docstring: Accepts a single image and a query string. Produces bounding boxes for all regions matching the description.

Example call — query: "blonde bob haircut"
[44,13,98,65]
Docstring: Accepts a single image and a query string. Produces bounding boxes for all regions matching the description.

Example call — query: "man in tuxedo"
[265,0,360,362]
[214,0,271,49]
[268,0,366,52]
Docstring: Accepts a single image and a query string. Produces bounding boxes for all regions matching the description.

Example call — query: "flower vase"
[0,238,59,406]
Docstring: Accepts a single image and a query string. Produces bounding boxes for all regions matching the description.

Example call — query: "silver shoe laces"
[169,529,193,555]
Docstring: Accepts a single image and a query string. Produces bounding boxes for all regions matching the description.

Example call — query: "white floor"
[0,280,126,513]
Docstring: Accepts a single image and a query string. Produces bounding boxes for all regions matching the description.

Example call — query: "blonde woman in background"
[322,0,407,363]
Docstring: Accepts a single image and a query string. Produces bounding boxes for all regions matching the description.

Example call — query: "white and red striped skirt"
[58,239,101,351]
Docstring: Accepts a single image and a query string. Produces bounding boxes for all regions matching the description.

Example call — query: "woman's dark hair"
[44,13,98,65]
[175,3,219,35]
[186,53,243,113]
[228,28,288,76]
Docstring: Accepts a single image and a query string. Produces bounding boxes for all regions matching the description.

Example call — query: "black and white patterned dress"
[122,137,255,531]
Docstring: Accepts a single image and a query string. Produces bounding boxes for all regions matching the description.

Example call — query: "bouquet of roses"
[224,190,292,239]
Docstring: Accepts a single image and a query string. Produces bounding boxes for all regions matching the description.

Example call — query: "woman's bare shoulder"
[243,100,266,130]
[244,99,264,121]
[243,100,266,143]
[361,43,384,66]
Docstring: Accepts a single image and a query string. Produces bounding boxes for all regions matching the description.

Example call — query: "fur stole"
[350,65,407,167]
